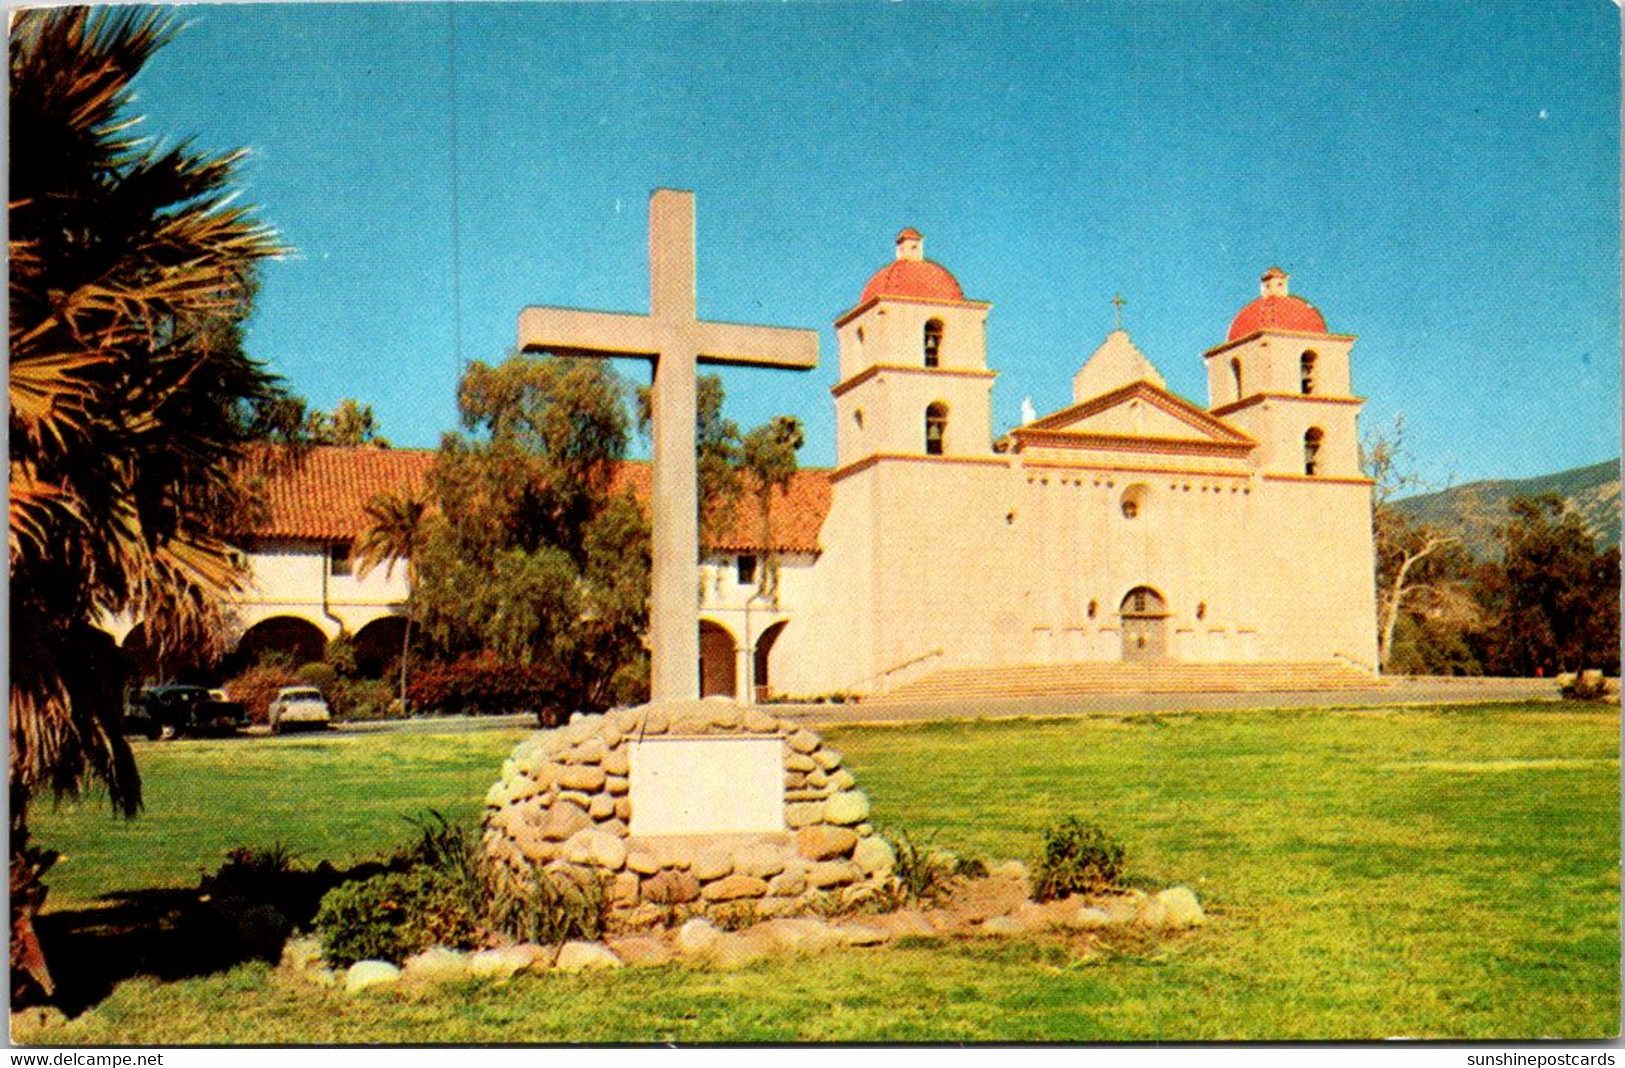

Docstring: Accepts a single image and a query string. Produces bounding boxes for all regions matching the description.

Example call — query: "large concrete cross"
[518,190,818,702]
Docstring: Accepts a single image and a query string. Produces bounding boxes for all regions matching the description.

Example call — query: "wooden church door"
[1119,587,1169,662]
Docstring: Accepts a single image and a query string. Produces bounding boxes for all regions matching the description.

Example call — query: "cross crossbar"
[517,309,816,370]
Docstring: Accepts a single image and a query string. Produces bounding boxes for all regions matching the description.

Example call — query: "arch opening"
[699,619,738,699]
[1304,426,1325,476]
[353,615,409,679]
[925,401,949,456]
[1300,350,1318,395]
[753,620,788,702]
[235,615,328,669]
[923,319,944,368]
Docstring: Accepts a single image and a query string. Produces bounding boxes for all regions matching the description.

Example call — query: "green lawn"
[18,703,1620,1043]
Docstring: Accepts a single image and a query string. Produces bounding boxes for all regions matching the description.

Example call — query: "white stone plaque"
[628,736,785,836]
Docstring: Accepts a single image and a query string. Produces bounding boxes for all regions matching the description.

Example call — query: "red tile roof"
[858,258,966,304]
[606,463,831,555]
[245,446,435,542]
[243,445,831,555]
[1226,294,1328,341]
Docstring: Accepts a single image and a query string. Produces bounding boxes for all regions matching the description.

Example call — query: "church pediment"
[1014,381,1254,453]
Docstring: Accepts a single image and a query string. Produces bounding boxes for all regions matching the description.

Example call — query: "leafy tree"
[1475,495,1620,676]
[638,374,742,551]
[354,488,432,710]
[9,8,283,997]
[307,398,389,447]
[1364,418,1470,671]
[738,415,805,604]
[414,355,650,716]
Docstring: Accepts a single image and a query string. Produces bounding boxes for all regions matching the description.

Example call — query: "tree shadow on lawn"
[27,861,385,1017]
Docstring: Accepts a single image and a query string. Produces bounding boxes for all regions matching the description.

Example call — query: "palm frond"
[8,464,85,570]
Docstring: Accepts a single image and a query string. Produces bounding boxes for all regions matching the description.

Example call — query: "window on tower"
[923,319,944,368]
[1304,427,1324,476]
[1230,357,1244,401]
[925,402,949,455]
[1300,351,1318,394]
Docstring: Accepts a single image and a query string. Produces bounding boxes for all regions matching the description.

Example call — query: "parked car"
[266,686,332,734]
[123,684,248,740]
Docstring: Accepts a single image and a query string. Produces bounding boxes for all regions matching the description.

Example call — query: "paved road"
[260,677,1573,737]
[783,677,1569,728]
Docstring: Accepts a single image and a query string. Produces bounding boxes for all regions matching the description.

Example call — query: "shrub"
[314,868,481,967]
[206,844,297,893]
[1033,817,1126,901]
[197,845,321,963]
[484,867,607,946]
[406,655,565,718]
[1560,670,1611,701]
[295,660,338,693]
[222,663,302,724]
[884,828,957,904]
[323,635,358,676]
[398,810,482,906]
[329,677,397,721]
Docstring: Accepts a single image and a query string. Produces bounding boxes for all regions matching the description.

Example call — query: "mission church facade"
[208,230,1379,701]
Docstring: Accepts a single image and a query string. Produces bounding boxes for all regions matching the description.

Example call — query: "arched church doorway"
[1119,587,1169,662]
[753,621,788,702]
[698,620,737,698]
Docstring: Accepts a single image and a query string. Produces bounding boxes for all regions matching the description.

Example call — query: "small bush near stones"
[884,828,957,904]
[484,869,607,947]
[1033,817,1126,901]
[315,868,481,967]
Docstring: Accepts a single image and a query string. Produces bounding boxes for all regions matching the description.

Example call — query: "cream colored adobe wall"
[1018,445,1252,476]
[1205,335,1355,408]
[777,458,1017,695]
[1242,477,1380,667]
[1221,400,1362,478]
[234,540,408,640]
[836,301,988,379]
[697,552,816,635]
[1012,464,1259,663]
[835,371,996,465]
[240,541,327,608]
[767,473,881,698]
[863,459,1020,679]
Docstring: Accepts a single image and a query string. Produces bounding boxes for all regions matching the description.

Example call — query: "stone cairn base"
[482,700,897,927]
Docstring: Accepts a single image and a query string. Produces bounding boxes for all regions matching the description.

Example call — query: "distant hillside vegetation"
[1392,459,1620,561]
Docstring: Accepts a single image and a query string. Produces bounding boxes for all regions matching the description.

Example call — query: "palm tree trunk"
[398,614,412,715]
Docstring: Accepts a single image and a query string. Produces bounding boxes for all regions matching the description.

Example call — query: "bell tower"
[1204,267,1361,478]
[831,229,995,468]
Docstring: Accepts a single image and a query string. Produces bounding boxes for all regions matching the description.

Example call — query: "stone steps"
[866,661,1380,705]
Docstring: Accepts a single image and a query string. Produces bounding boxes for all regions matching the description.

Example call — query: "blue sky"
[130,1,1620,484]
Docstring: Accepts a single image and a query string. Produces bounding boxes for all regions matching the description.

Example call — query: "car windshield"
[281,689,324,701]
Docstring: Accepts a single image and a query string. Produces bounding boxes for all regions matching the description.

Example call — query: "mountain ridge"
[1391,459,1620,560]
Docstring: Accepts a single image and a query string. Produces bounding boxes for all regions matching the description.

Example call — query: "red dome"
[1226,294,1328,341]
[858,258,965,304]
